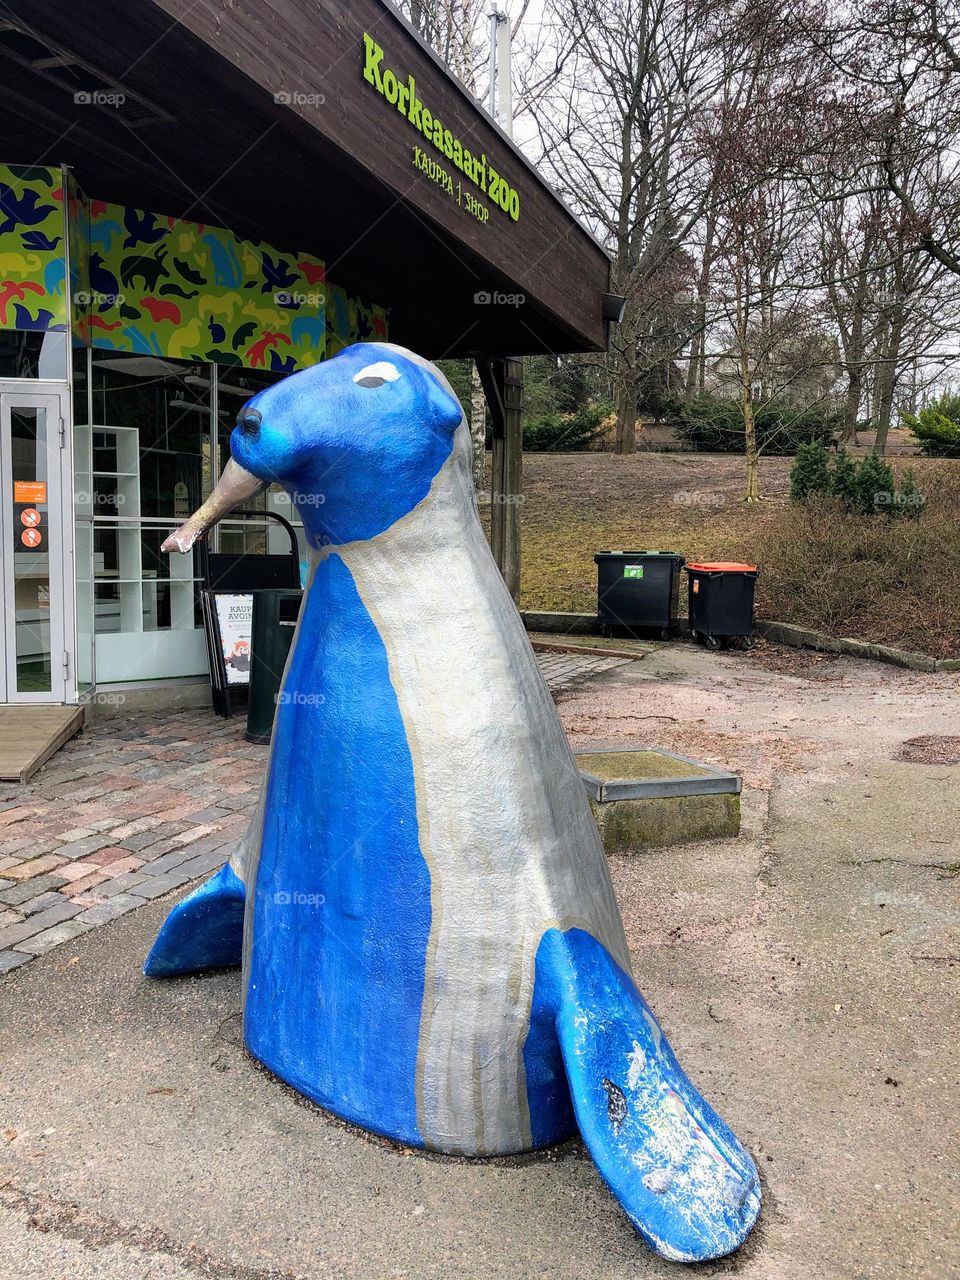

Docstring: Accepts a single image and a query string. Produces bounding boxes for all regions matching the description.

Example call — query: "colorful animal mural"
[1,164,387,366]
[325,284,389,355]
[78,200,328,371]
[0,164,67,333]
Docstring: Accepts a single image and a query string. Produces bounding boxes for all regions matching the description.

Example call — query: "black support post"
[476,355,523,601]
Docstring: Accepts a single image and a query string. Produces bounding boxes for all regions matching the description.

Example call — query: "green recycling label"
[623,566,644,579]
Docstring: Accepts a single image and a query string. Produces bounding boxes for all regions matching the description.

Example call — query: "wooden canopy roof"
[0,0,612,358]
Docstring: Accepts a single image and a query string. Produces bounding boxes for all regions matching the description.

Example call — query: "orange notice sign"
[20,528,41,549]
[14,480,46,505]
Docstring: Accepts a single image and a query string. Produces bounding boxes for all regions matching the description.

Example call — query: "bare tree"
[697,5,838,497]
[527,0,738,453]
[815,176,886,445]
[800,5,960,452]
[404,0,960,469]
[809,0,960,278]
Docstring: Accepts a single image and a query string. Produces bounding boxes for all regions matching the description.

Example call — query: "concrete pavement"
[0,642,957,1278]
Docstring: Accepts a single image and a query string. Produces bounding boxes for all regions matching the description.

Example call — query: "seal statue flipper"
[145,771,266,978]
[531,928,761,1262]
[143,863,245,977]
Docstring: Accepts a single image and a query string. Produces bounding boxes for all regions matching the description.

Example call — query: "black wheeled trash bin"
[685,561,759,650]
[594,550,685,639]
[245,588,303,744]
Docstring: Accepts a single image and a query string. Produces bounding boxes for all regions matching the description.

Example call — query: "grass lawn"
[504,451,960,658]
[516,452,787,613]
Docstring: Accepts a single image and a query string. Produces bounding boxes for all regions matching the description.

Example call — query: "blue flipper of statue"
[143,863,244,977]
[528,928,760,1263]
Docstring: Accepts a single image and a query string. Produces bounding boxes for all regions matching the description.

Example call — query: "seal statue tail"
[530,928,761,1263]
[143,864,245,977]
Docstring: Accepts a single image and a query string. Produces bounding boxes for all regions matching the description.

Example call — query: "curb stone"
[753,621,951,672]
[529,638,646,661]
[521,612,955,673]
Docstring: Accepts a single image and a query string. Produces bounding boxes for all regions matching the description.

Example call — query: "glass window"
[88,352,209,683]
[0,329,67,380]
[75,352,307,687]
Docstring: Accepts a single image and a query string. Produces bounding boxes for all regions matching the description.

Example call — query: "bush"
[522,402,609,452]
[898,468,923,519]
[853,453,896,514]
[828,448,858,505]
[676,394,839,455]
[789,447,920,517]
[790,441,831,500]
[902,393,960,457]
[762,467,960,657]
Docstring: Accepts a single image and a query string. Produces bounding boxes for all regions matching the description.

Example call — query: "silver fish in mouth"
[160,457,267,553]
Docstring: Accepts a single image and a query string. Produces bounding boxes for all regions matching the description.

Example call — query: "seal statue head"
[160,343,463,556]
[231,342,463,547]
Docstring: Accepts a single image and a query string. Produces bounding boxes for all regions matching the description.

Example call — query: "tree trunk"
[841,368,861,446]
[470,362,487,491]
[758,257,773,404]
[743,388,761,501]
[685,212,715,398]
[870,313,889,428]
[615,380,637,453]
[739,325,760,500]
[873,317,904,456]
[614,336,637,454]
[736,313,760,500]
[684,329,702,398]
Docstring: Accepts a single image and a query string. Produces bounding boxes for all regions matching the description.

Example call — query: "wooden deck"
[0,705,84,784]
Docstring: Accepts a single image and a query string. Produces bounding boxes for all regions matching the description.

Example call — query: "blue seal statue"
[146,343,760,1264]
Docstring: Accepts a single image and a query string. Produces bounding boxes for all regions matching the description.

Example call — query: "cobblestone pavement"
[532,650,634,689]
[0,651,626,972]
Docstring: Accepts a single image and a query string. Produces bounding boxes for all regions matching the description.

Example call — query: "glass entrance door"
[0,391,68,702]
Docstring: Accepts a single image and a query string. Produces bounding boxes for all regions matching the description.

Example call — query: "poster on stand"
[213,594,253,685]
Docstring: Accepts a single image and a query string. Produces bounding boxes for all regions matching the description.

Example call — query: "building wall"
[0,159,388,699]
[0,164,67,334]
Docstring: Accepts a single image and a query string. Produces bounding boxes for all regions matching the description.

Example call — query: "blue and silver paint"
[145,343,760,1262]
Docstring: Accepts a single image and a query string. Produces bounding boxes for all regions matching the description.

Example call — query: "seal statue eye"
[353,361,401,389]
[237,407,262,435]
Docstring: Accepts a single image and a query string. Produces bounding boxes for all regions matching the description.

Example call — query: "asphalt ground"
[1,643,957,1279]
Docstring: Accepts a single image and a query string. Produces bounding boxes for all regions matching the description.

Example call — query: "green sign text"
[363,33,521,223]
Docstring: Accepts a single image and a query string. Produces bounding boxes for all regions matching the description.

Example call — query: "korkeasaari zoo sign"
[362,32,521,223]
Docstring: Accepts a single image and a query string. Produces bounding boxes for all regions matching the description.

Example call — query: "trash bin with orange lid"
[684,561,759,649]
